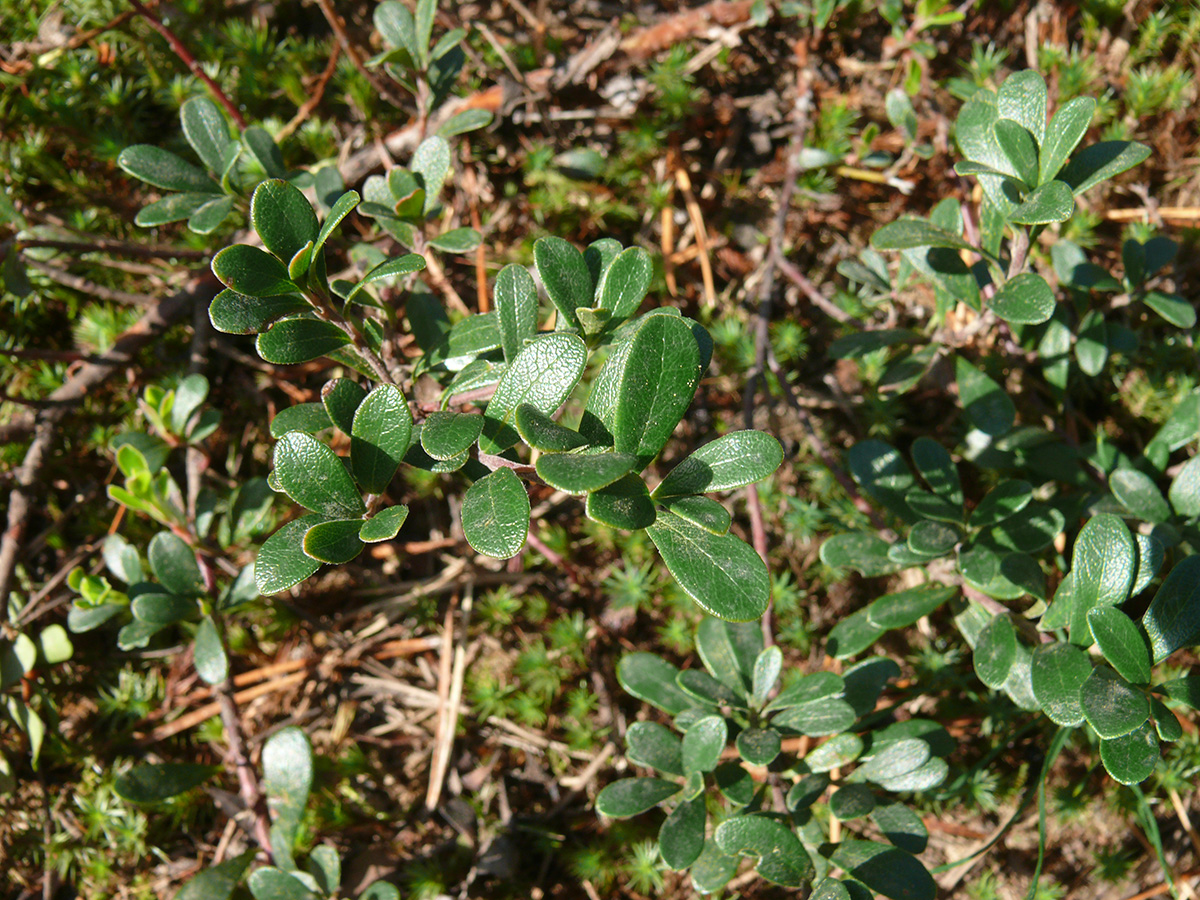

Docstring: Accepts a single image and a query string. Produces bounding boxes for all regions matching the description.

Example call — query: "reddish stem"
[127,0,246,129]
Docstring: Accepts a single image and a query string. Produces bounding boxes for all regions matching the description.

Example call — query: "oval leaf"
[461,467,530,559]
[655,430,784,498]
[351,384,413,493]
[274,432,364,517]
[647,509,769,622]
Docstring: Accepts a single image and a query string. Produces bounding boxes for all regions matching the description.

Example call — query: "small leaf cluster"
[0,615,72,777]
[370,0,476,117]
[118,97,307,235]
[217,175,784,620]
[600,618,946,897]
[359,134,484,253]
[117,727,400,900]
[824,68,1199,793]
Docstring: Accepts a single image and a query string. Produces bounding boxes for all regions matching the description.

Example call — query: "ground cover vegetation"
[2,0,1200,897]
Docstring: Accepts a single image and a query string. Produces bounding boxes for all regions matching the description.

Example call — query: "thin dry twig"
[277,42,342,140]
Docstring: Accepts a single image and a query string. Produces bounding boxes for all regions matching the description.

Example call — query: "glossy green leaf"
[910,437,961,503]
[990,272,1056,323]
[1089,607,1151,684]
[765,671,843,713]
[312,190,360,260]
[135,192,216,227]
[974,615,1017,690]
[598,246,653,320]
[241,126,286,179]
[359,505,409,543]
[752,646,782,707]
[827,840,936,900]
[843,657,900,716]
[654,430,784,498]
[991,502,1065,553]
[1039,96,1094,184]
[1151,697,1183,742]
[257,318,350,365]
[209,289,307,335]
[804,732,864,773]
[350,384,412,493]
[509,405,585,453]
[696,617,759,693]
[348,254,427,305]
[1060,140,1152,195]
[534,236,591,329]
[586,474,656,530]
[1110,468,1170,524]
[1008,181,1074,225]
[1099,721,1159,785]
[1080,666,1150,739]
[417,411,480,461]
[426,227,479,253]
[320,379,366,435]
[118,144,216,192]
[715,815,813,888]
[997,70,1047,146]
[855,737,931,785]
[255,514,323,594]
[994,118,1039,187]
[145,531,203,597]
[819,532,901,577]
[847,440,916,521]
[247,867,318,900]
[130,591,194,625]
[626,721,683,776]
[968,479,1033,526]
[831,783,876,820]
[194,616,228,685]
[828,608,887,659]
[212,244,299,297]
[1169,456,1200,517]
[1069,514,1136,645]
[613,316,702,469]
[1144,291,1196,329]
[956,356,1014,437]
[906,520,958,556]
[596,777,679,818]
[647,509,769,622]
[772,697,857,736]
[871,216,978,254]
[274,432,363,518]
[662,495,731,535]
[871,803,928,854]
[682,715,727,774]
[268,403,330,439]
[1142,556,1200,662]
[535,451,635,495]
[1031,642,1091,726]
[180,96,234,174]
[252,180,319,265]
[115,763,215,803]
[262,726,312,869]
[867,584,955,630]
[183,194,232,233]
[303,519,365,564]
[461,467,529,559]
[175,851,256,900]
[737,728,781,766]
[617,653,695,715]
[1074,308,1108,376]
[493,263,538,362]
[480,333,587,454]
[1156,679,1200,718]
[659,793,706,870]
